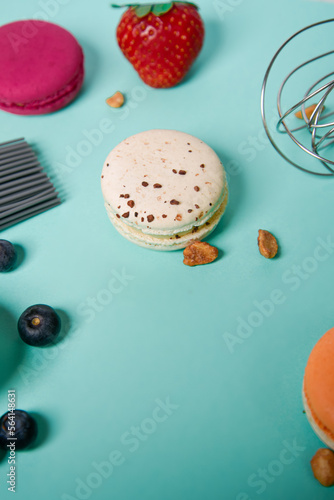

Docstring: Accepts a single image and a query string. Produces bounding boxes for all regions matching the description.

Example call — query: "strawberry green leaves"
[134,5,153,17]
[111,2,198,18]
[151,3,174,15]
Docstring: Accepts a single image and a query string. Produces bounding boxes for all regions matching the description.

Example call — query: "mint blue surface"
[1,1,334,499]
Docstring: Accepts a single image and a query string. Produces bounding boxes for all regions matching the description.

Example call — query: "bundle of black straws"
[0,138,60,230]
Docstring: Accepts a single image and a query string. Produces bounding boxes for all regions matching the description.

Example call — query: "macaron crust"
[303,327,334,450]
[101,130,228,250]
[0,20,84,115]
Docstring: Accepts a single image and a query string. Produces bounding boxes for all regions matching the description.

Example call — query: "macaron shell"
[303,386,334,450]
[0,20,84,113]
[0,66,84,115]
[303,327,334,442]
[105,183,228,250]
[101,130,226,235]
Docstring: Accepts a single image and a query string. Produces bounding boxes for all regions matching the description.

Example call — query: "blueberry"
[0,240,17,272]
[0,410,38,450]
[18,304,61,347]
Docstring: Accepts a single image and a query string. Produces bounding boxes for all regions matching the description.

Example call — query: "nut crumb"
[258,230,278,259]
[295,104,324,120]
[106,91,125,108]
[183,241,219,267]
[311,449,334,487]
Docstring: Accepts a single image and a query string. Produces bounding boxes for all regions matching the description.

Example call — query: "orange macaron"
[303,327,334,450]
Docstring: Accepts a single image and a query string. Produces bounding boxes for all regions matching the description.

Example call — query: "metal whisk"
[261,18,334,176]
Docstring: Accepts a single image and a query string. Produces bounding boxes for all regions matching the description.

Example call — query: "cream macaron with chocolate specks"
[101,130,228,250]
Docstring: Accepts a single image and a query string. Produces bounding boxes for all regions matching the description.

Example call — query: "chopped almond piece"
[106,91,125,108]
[311,448,334,487]
[258,230,278,259]
[295,104,324,120]
[183,241,218,267]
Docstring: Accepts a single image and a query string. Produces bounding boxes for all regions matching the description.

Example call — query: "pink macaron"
[0,20,84,115]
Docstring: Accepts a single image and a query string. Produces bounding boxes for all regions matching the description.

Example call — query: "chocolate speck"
[206,222,210,226]
[127,200,135,208]
[135,212,138,217]
[116,214,120,218]
[117,205,121,209]
[200,164,205,168]
[147,215,154,223]
[170,199,180,205]
[209,203,212,206]
[175,214,182,221]
[122,212,130,218]
[154,183,162,188]
[101,175,104,179]
[188,209,193,213]
[195,204,200,209]
[194,186,200,192]
[141,217,144,222]
[142,182,149,187]
[179,170,186,175]
[175,235,180,239]
[162,214,167,218]
[120,194,125,198]
[124,194,130,199]
[106,163,109,166]
[172,169,177,174]
[188,150,192,153]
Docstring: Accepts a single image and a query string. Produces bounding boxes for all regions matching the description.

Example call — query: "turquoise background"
[1,0,334,498]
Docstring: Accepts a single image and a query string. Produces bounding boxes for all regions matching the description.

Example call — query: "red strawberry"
[112,2,205,88]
